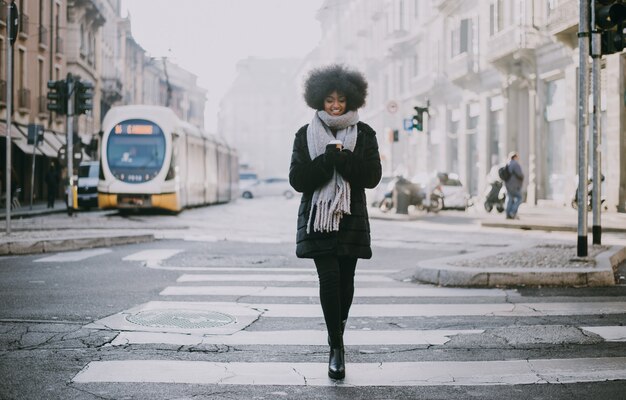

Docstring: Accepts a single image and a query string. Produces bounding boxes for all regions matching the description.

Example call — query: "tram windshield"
[106,119,166,184]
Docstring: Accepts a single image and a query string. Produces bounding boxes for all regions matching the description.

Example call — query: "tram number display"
[114,124,154,135]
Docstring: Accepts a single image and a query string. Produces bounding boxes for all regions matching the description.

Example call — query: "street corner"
[409,242,625,288]
[85,301,263,338]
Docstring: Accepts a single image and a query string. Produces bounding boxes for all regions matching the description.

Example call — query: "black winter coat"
[289,121,382,259]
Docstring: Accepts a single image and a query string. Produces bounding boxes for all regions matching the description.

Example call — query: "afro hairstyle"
[303,64,368,111]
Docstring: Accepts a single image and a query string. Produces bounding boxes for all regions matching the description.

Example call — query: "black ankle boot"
[327,320,347,346]
[328,342,345,380]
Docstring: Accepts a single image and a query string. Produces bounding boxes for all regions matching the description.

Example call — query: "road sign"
[403,118,413,131]
[386,100,398,114]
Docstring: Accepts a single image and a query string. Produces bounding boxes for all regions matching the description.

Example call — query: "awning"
[12,125,59,158]
[1,123,65,159]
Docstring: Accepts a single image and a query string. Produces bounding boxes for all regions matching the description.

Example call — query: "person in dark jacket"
[45,163,60,209]
[289,64,382,380]
[504,151,524,219]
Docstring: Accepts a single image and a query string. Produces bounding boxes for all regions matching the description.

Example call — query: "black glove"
[335,149,351,172]
[324,143,341,166]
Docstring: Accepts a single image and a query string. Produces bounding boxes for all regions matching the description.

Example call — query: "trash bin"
[393,180,411,214]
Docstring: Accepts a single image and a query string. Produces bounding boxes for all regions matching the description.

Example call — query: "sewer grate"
[125,309,235,329]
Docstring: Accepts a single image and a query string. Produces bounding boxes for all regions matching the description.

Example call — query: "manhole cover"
[125,310,235,329]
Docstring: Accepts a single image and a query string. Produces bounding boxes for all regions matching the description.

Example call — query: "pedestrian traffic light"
[595,0,626,55]
[46,80,67,115]
[412,106,428,131]
[74,80,94,115]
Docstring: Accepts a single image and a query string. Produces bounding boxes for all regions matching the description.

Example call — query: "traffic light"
[412,106,428,131]
[74,80,94,115]
[595,0,626,55]
[46,80,67,115]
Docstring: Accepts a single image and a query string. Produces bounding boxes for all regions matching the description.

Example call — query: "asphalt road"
[1,198,625,399]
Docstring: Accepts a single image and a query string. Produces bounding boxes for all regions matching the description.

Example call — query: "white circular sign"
[386,101,398,114]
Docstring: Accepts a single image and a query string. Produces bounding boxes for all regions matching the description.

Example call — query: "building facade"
[304,0,625,212]
[218,57,301,178]
[0,0,208,207]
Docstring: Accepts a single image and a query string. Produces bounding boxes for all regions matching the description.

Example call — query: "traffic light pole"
[5,1,12,235]
[590,0,602,245]
[577,0,590,257]
[66,74,75,216]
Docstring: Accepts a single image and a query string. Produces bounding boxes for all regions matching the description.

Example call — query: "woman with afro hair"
[289,64,382,380]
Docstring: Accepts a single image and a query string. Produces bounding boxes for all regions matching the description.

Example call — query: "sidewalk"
[0,201,154,256]
[370,204,626,287]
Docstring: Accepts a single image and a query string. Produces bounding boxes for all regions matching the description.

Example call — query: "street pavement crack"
[292,367,308,386]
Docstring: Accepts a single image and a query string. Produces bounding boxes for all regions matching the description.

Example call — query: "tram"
[98,105,237,212]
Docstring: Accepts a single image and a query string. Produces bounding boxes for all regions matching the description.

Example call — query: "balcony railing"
[446,51,478,84]
[39,25,48,46]
[487,26,542,64]
[0,80,6,104]
[56,36,63,54]
[547,0,578,35]
[0,1,6,23]
[38,95,47,114]
[17,88,30,110]
[18,13,28,37]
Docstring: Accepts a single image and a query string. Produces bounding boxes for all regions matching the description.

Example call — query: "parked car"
[77,161,99,209]
[241,177,295,199]
[433,172,469,210]
[239,172,259,198]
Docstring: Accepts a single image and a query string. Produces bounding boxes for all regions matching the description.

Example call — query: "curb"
[411,244,625,288]
[481,221,626,233]
[0,234,155,256]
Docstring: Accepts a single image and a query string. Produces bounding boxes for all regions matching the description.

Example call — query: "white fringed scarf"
[306,110,359,233]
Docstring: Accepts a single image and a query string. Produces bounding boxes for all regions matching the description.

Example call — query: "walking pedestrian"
[504,151,524,219]
[289,64,382,380]
[45,163,59,208]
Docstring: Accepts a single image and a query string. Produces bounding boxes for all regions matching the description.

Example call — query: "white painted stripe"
[176,274,395,283]
[582,326,626,342]
[72,358,626,386]
[123,249,182,265]
[34,248,111,262]
[147,266,398,273]
[110,329,482,347]
[106,300,626,318]
[160,286,507,298]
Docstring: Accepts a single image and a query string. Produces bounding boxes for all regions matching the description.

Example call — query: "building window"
[451,18,472,57]
[412,53,419,77]
[490,0,505,36]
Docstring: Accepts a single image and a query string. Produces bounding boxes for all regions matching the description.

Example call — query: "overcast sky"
[120,0,324,131]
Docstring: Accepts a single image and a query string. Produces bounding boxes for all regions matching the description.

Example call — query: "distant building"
[218,57,302,178]
[302,0,626,212]
[0,0,207,206]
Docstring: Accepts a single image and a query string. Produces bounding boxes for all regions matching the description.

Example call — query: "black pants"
[314,255,358,348]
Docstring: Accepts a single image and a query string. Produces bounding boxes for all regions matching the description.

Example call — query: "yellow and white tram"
[98,105,237,212]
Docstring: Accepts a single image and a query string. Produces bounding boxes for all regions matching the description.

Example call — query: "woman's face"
[324,91,347,116]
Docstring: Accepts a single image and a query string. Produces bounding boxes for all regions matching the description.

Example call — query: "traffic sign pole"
[66,74,75,215]
[5,1,16,234]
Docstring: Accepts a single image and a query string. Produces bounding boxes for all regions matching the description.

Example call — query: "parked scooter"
[571,175,605,211]
[379,176,442,213]
[484,180,506,213]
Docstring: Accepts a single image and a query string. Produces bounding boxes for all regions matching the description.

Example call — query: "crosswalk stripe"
[146,265,398,273]
[123,249,182,264]
[159,286,508,297]
[34,248,111,262]
[110,329,482,346]
[582,326,626,341]
[176,274,395,283]
[92,300,626,320]
[72,358,626,386]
